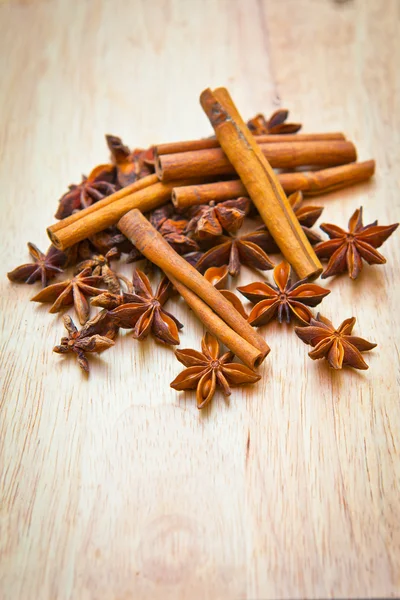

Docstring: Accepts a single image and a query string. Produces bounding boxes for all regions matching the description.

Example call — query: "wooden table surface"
[1,1,399,598]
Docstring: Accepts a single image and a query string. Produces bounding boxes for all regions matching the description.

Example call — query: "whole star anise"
[108,270,183,345]
[7,243,67,287]
[186,197,251,240]
[31,267,105,324]
[315,207,399,279]
[295,314,377,370]
[257,191,323,251]
[170,332,261,409]
[53,313,117,372]
[237,261,330,326]
[195,229,274,277]
[247,109,301,135]
[55,164,116,219]
[106,135,153,187]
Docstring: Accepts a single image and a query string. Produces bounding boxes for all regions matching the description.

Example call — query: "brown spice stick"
[155,140,357,182]
[155,132,346,156]
[118,209,270,360]
[48,179,193,250]
[166,274,264,369]
[200,87,322,280]
[172,160,376,209]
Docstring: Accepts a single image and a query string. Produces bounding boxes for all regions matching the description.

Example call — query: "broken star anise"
[31,267,105,325]
[53,313,117,373]
[106,135,153,187]
[186,197,251,240]
[108,270,183,345]
[247,109,302,135]
[75,248,124,294]
[295,314,377,370]
[195,229,274,277]
[237,261,330,326]
[170,332,261,409]
[7,242,67,287]
[315,207,399,279]
[55,164,116,219]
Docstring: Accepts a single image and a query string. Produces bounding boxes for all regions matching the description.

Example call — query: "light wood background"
[1,1,399,598]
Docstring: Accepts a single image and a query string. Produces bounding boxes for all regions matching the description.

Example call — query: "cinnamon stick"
[155,132,346,156]
[155,140,357,182]
[167,275,264,369]
[118,209,270,360]
[48,179,192,250]
[200,87,322,279]
[172,161,376,209]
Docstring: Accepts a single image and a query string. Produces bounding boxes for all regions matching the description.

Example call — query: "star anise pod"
[247,109,302,135]
[256,191,323,252]
[186,197,251,239]
[31,267,105,324]
[7,242,67,287]
[203,265,229,289]
[170,332,261,409]
[108,270,183,345]
[55,164,116,219]
[53,313,117,373]
[237,261,330,326]
[314,207,399,279]
[295,314,377,370]
[106,135,153,187]
[195,229,274,277]
[88,227,133,256]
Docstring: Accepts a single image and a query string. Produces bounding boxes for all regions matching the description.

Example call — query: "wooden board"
[0,0,399,598]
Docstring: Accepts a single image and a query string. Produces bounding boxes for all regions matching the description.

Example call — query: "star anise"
[186,197,251,240]
[106,135,153,187]
[108,270,183,345]
[247,109,302,135]
[170,332,261,409]
[53,313,117,373]
[203,265,229,289]
[295,314,377,370]
[195,229,274,277]
[75,248,123,294]
[315,207,399,279]
[55,164,116,219]
[88,227,133,256]
[237,261,330,326]
[31,267,105,324]
[7,243,67,287]
[257,191,323,252]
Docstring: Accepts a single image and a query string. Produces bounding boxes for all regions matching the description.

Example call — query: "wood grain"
[0,0,399,598]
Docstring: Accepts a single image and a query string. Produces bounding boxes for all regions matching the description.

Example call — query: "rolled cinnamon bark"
[118,209,270,360]
[200,87,322,279]
[155,140,357,182]
[167,275,264,369]
[172,161,376,209]
[155,131,346,156]
[48,179,191,250]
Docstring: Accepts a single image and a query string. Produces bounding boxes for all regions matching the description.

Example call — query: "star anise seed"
[238,261,330,326]
[31,267,105,324]
[170,332,261,409]
[53,313,116,372]
[7,243,67,287]
[108,270,183,345]
[315,207,398,279]
[295,314,377,370]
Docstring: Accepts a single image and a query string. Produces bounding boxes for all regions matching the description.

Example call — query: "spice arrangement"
[7,87,398,408]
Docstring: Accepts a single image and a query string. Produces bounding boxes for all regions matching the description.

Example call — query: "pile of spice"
[8,87,398,408]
